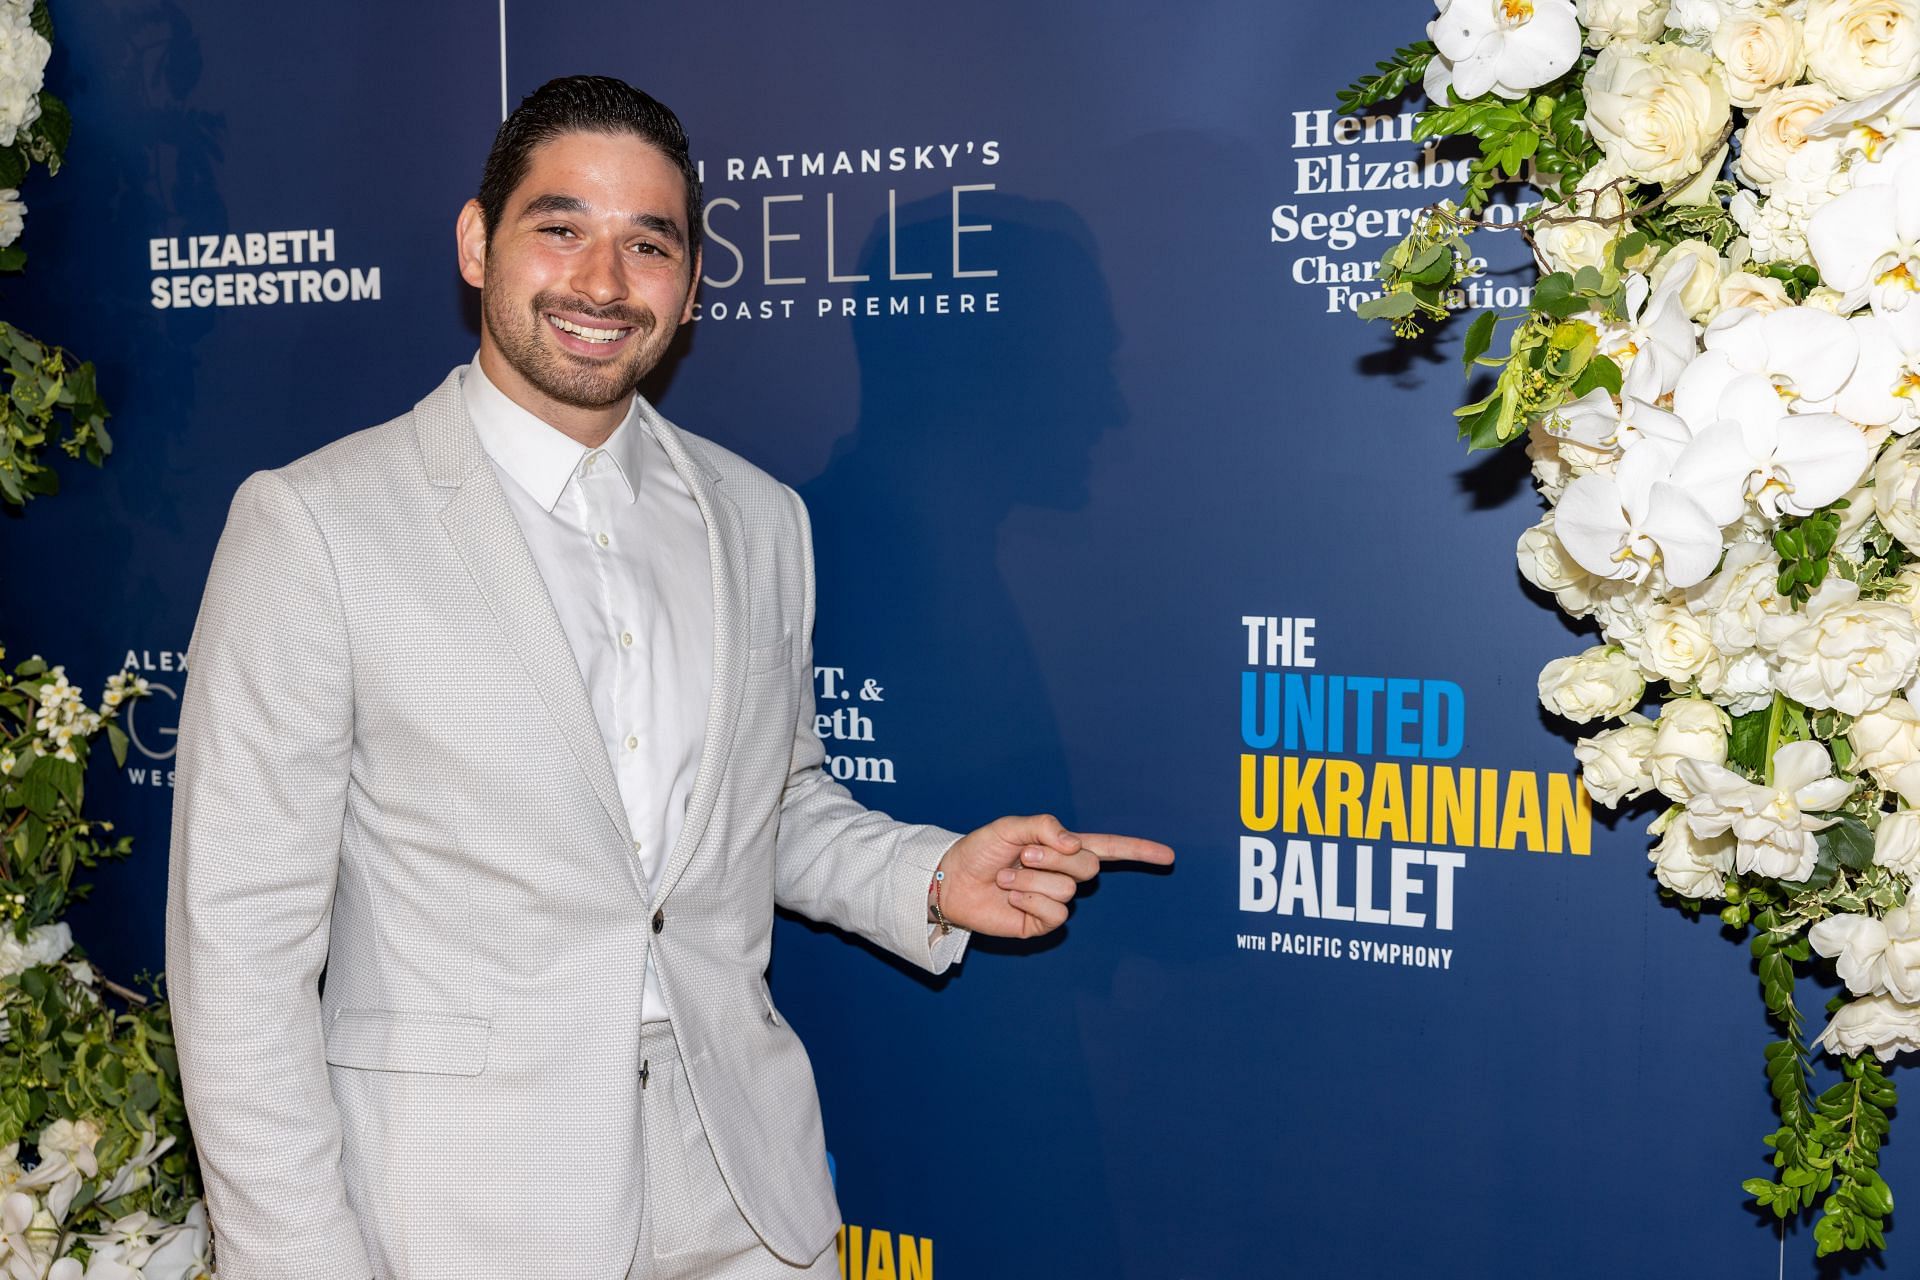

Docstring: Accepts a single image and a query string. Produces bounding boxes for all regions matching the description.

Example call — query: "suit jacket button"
[652,908,665,935]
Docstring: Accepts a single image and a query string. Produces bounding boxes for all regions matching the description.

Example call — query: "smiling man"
[163,75,1172,1280]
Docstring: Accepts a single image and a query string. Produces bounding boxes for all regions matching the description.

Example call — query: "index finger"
[1074,833,1175,866]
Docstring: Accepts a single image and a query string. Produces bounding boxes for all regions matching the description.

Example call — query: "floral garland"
[1346,0,1920,1258]
[0,3,215,1276]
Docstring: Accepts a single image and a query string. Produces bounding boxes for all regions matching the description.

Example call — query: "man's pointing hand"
[931,813,1175,940]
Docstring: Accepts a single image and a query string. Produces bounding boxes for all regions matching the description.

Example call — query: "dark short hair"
[477,75,703,258]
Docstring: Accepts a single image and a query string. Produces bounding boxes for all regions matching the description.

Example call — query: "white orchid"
[1809,71,1920,167]
[1424,0,1583,101]
[0,1191,54,1280]
[1688,304,1862,412]
[1837,306,1920,430]
[1554,438,1726,587]
[1668,370,1870,524]
[1592,271,1701,402]
[1679,740,1854,880]
[1547,387,1693,454]
[1807,151,1920,313]
[139,1202,212,1280]
[15,1119,98,1223]
[93,1130,175,1204]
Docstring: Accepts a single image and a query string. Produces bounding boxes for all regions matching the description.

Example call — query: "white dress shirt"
[463,359,712,1023]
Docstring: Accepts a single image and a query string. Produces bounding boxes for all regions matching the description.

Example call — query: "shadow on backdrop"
[785,191,1125,973]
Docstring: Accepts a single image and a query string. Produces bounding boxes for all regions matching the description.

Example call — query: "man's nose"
[570,235,627,306]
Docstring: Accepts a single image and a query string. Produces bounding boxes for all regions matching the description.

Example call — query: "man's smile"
[545,308,639,354]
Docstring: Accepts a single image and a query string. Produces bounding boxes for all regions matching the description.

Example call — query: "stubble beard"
[481,281,667,412]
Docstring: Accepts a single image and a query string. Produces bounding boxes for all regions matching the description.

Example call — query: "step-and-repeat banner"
[1,2,1856,1276]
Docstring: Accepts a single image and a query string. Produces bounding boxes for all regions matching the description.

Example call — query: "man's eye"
[632,242,663,255]
[538,226,576,238]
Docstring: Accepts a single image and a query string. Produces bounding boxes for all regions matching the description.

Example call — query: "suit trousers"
[628,1022,837,1280]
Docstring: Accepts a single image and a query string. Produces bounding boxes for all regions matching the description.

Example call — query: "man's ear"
[456,199,488,290]
[680,245,701,324]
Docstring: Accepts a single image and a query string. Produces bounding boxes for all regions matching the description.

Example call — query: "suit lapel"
[416,371,639,863]
[646,410,748,907]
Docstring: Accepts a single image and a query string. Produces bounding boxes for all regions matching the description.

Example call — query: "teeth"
[548,314,627,342]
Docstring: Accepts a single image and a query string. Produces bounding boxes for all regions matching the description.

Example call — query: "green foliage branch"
[0,4,208,1271]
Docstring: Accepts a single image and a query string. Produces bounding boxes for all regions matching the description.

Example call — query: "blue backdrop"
[0,2,1877,1276]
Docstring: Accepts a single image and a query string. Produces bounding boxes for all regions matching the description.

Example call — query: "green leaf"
[1460,309,1497,372]
[1356,291,1420,320]
[1568,353,1622,398]
[1337,41,1437,113]
[30,93,69,163]
[1728,709,1769,771]
[0,145,27,191]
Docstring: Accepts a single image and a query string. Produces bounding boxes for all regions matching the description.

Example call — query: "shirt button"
[625,734,638,750]
[596,532,610,547]
[632,839,643,854]
[621,631,634,647]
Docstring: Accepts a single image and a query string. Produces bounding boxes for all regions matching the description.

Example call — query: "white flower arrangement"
[1345,0,1920,1257]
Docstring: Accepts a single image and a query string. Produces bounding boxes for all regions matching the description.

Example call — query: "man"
[164,75,1172,1280]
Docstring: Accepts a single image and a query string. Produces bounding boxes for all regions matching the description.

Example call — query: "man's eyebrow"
[629,212,686,248]
[518,193,686,247]
[518,193,589,220]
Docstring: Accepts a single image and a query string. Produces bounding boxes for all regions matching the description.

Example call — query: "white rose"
[1814,902,1920,999]
[1584,41,1733,184]
[1535,164,1637,276]
[0,7,48,150]
[1516,516,1602,615]
[1668,0,1726,43]
[1819,992,1920,1060]
[1806,0,1920,100]
[1689,540,1785,654]
[1763,578,1920,715]
[1575,713,1658,805]
[1737,84,1845,190]
[1642,602,1719,682]
[1526,422,1572,500]
[1590,578,1659,665]
[0,189,23,250]
[1875,432,1920,552]
[0,922,70,981]
[1650,697,1732,801]
[1713,13,1808,106]
[37,1116,102,1161]
[1705,649,1775,715]
[1579,0,1671,45]
[1539,644,1647,723]
[1715,269,1794,315]
[1804,284,1851,314]
[1875,808,1920,872]
[1648,238,1727,321]
[1649,806,1736,897]
[1849,697,1920,788]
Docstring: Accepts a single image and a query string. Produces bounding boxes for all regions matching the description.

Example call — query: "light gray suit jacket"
[164,369,967,1280]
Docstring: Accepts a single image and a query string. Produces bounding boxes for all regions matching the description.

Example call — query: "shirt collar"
[461,356,643,512]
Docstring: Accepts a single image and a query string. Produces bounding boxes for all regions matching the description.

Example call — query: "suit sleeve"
[164,470,374,1280]
[770,485,969,974]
